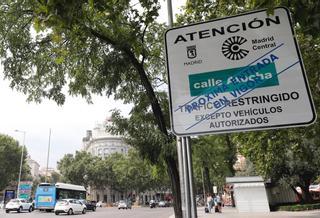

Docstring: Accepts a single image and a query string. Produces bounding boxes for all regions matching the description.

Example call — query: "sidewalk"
[171,206,320,218]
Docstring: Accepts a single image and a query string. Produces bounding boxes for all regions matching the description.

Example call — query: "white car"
[5,198,33,213]
[96,201,106,207]
[54,199,86,215]
[158,201,169,207]
[118,200,131,209]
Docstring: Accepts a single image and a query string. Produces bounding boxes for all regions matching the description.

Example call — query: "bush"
[277,203,320,211]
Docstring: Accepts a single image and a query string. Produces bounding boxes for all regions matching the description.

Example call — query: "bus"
[35,183,86,211]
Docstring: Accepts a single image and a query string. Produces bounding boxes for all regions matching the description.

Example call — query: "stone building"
[26,155,40,179]
[82,117,130,204]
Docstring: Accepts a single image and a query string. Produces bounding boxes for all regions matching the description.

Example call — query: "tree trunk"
[289,184,302,203]
[225,134,236,176]
[300,184,313,203]
[165,156,182,218]
[203,163,212,194]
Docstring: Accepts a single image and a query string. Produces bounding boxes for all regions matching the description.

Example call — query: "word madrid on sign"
[165,7,316,136]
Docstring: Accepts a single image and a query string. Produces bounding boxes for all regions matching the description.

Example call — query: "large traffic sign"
[165,7,316,136]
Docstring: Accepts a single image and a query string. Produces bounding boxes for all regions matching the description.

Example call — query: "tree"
[106,149,170,203]
[192,135,237,195]
[0,133,29,191]
[0,1,183,216]
[57,151,108,188]
[57,149,169,204]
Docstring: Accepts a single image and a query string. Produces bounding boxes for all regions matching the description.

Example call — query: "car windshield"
[119,200,125,203]
[10,199,19,203]
[57,200,68,204]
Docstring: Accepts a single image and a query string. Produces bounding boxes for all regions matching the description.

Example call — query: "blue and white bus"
[35,183,86,211]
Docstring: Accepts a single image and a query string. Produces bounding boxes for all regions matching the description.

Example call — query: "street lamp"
[15,130,26,198]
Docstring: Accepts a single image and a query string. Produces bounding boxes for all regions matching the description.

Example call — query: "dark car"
[79,200,97,211]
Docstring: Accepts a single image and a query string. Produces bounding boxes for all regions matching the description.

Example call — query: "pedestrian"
[206,193,213,213]
[216,193,222,213]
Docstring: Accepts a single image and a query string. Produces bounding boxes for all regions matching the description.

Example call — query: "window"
[56,189,86,200]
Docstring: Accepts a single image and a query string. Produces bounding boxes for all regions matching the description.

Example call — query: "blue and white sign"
[165,7,316,136]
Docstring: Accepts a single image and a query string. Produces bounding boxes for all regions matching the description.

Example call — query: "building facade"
[39,167,56,178]
[26,156,40,179]
[82,118,129,158]
[82,117,130,204]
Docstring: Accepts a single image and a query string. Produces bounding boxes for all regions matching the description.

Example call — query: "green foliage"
[0,0,165,105]
[57,149,169,196]
[107,108,172,164]
[0,134,29,190]
[234,124,320,202]
[106,149,170,193]
[180,0,320,38]
[278,203,320,211]
[192,134,237,192]
[57,151,108,188]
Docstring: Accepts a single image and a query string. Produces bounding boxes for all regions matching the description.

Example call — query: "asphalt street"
[0,207,174,218]
[2,206,320,218]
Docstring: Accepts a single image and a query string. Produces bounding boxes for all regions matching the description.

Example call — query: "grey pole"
[45,128,51,183]
[186,137,197,218]
[15,130,26,198]
[182,137,191,218]
[167,0,173,27]
[177,136,186,218]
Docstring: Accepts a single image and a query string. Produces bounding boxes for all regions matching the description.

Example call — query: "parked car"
[118,200,131,209]
[54,199,86,215]
[5,198,33,213]
[96,201,107,207]
[79,200,97,211]
[158,201,169,207]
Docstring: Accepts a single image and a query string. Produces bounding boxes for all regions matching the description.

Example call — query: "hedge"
[278,203,320,211]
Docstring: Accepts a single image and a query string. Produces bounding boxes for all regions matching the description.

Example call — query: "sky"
[0,1,185,170]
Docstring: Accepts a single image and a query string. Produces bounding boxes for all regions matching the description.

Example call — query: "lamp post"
[15,130,26,198]
[45,128,51,183]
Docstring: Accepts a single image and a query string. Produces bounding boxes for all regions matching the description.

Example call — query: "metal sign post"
[177,136,197,218]
[167,1,197,218]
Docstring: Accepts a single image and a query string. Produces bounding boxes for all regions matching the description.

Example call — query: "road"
[2,206,320,218]
[0,207,174,218]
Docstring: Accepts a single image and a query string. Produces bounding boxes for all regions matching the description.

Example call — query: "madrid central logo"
[222,36,249,60]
